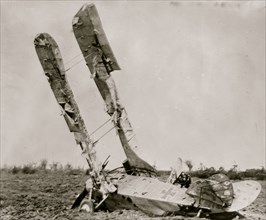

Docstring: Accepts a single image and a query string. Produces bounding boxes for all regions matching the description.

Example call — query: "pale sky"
[1,1,265,171]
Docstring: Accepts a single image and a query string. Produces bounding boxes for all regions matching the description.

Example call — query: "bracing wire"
[65,53,83,65]
[93,125,116,144]
[65,53,93,72]
[89,118,111,136]
[65,58,85,72]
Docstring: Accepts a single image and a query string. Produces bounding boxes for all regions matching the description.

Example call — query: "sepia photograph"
[1,1,265,219]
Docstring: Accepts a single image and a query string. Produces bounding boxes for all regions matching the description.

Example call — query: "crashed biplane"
[34,3,261,219]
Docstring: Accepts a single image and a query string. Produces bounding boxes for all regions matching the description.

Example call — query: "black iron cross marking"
[161,187,176,199]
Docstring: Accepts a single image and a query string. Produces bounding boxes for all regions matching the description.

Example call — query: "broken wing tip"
[78,3,95,13]
[34,33,59,47]
[34,32,55,42]
[34,32,46,40]
[73,3,94,19]
[34,33,51,46]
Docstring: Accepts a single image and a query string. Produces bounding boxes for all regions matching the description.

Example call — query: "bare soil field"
[0,171,265,220]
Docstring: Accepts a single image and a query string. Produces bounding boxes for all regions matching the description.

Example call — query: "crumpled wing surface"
[34,33,99,172]
[115,175,194,216]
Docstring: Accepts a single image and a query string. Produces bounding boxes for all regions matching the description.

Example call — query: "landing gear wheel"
[79,199,94,213]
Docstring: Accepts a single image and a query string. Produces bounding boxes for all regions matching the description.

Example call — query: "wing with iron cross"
[34,33,100,174]
[72,4,156,175]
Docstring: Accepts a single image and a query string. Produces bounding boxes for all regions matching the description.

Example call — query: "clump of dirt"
[0,171,265,219]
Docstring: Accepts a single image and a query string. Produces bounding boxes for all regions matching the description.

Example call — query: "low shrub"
[11,166,21,174]
[255,173,266,180]
[227,171,243,180]
[39,159,48,170]
[21,164,36,174]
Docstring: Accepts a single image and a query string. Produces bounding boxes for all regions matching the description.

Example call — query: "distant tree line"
[189,166,266,180]
[1,159,265,180]
[157,161,266,180]
[2,159,84,175]
[184,160,266,180]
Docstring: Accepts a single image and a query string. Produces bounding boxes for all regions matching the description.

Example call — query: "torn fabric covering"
[74,132,88,144]
[90,48,120,115]
[167,168,177,184]
[94,76,121,116]
[209,173,234,207]
[81,142,97,162]
[186,174,234,208]
[63,113,80,132]
[105,77,120,113]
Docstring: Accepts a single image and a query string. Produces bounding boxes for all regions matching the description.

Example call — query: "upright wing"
[72,4,156,175]
[34,33,99,174]
[72,3,120,73]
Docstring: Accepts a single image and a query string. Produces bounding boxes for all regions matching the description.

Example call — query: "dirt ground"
[0,171,265,220]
